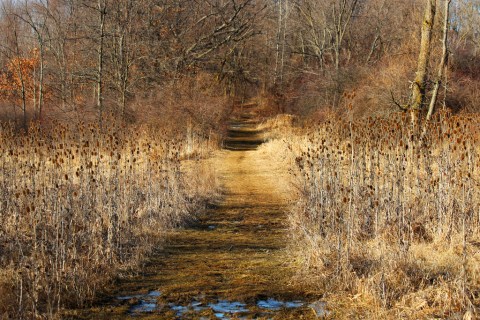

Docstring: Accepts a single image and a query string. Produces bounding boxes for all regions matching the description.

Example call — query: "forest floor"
[67,103,324,319]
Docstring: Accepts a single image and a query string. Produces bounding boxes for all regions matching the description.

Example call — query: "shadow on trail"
[70,102,326,319]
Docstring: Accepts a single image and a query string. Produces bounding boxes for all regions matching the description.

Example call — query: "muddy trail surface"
[71,103,323,319]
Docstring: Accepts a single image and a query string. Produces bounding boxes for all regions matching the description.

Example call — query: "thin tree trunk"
[13,28,28,129]
[280,0,288,84]
[38,45,45,121]
[410,0,436,112]
[21,73,27,129]
[97,0,106,128]
[426,0,450,121]
[366,32,380,63]
[274,0,283,85]
[15,4,46,122]
[332,0,358,108]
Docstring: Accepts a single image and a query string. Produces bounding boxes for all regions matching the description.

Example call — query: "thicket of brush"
[0,120,219,319]
[272,110,480,318]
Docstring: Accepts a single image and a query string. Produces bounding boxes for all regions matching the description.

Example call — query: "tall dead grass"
[264,111,480,318]
[0,119,219,319]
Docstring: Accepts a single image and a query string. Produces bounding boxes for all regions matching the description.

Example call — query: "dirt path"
[71,104,322,319]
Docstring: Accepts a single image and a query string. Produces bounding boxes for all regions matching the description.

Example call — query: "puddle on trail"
[117,293,328,318]
[165,300,248,318]
[168,300,208,317]
[116,290,161,314]
[208,300,248,318]
[257,298,304,310]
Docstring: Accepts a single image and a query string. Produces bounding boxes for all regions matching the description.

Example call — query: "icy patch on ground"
[209,300,249,314]
[116,290,161,314]
[257,298,304,310]
[168,300,208,317]
[116,293,325,318]
[166,299,248,318]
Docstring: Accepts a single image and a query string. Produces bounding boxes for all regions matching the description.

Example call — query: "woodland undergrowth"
[263,110,480,318]
[0,120,219,319]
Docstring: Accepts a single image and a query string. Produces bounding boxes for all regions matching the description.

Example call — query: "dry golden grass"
[259,114,297,141]
[0,119,219,319]
[261,111,480,318]
[67,147,320,319]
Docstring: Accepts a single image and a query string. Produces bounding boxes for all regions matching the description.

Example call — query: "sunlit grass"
[0,119,219,319]
[263,111,480,318]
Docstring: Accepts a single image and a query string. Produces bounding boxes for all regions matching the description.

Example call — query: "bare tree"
[331,0,359,71]
[107,0,138,117]
[97,0,106,126]
[274,0,289,84]
[409,0,436,114]
[426,0,451,120]
[0,3,29,129]
[14,1,48,121]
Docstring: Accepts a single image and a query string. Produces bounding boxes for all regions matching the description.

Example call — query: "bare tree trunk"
[97,0,106,128]
[332,0,358,71]
[366,32,380,63]
[280,0,288,84]
[12,28,28,129]
[274,0,283,85]
[410,0,436,112]
[119,33,129,118]
[38,45,44,121]
[113,0,134,119]
[13,2,48,122]
[426,0,450,121]
[32,40,45,122]
[331,0,358,108]
[20,68,27,129]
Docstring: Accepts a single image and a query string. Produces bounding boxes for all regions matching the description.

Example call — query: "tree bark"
[97,0,106,128]
[12,28,28,129]
[426,0,450,121]
[20,3,46,122]
[332,0,358,71]
[274,0,286,84]
[410,0,436,111]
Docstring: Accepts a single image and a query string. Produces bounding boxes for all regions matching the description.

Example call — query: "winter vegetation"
[262,111,480,317]
[0,120,219,318]
[0,0,479,318]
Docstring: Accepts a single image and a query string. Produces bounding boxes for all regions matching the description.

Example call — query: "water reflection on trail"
[257,298,304,310]
[116,290,161,314]
[117,291,328,318]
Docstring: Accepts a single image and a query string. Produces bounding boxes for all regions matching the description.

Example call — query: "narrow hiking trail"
[72,103,323,319]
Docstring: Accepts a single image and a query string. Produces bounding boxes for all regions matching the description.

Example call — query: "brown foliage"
[267,111,480,317]
[0,120,218,319]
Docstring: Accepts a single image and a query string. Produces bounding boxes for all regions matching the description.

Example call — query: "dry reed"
[265,111,480,318]
[0,119,219,319]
